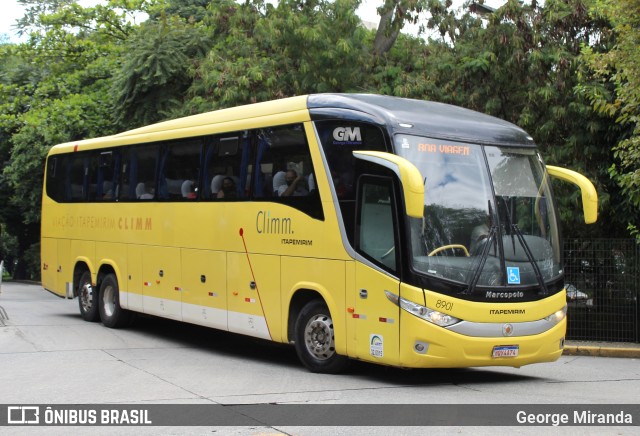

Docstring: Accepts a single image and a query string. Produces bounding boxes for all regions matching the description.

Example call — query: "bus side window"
[356,177,398,273]
[120,144,158,201]
[66,153,86,202]
[85,154,98,202]
[256,124,323,219]
[314,121,388,201]
[158,139,202,201]
[95,150,118,201]
[203,133,252,201]
[46,156,66,202]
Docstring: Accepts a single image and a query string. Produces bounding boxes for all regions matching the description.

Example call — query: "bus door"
[353,176,401,365]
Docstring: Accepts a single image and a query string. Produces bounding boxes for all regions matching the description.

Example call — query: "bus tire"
[98,273,132,328]
[78,271,99,322]
[294,299,349,374]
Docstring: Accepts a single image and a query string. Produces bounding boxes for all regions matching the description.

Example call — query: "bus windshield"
[396,135,561,291]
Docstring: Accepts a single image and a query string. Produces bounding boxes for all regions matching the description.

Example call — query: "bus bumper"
[399,315,566,369]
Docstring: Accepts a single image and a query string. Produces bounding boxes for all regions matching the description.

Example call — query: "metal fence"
[563,239,639,343]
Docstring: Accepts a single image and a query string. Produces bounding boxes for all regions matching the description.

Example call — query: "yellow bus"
[41,94,597,373]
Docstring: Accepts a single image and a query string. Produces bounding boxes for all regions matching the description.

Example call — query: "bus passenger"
[278,169,308,197]
[217,177,237,199]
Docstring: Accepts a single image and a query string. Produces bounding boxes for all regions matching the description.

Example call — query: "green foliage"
[22,242,42,281]
[1,0,639,279]
[0,228,18,278]
[373,0,432,56]
[17,0,142,41]
[182,0,368,113]
[579,0,640,241]
[402,0,627,238]
[148,0,211,22]
[0,0,143,278]
[112,15,211,127]
[7,93,115,223]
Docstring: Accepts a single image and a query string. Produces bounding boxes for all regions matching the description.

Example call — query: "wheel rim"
[304,313,336,361]
[103,284,116,318]
[80,282,93,312]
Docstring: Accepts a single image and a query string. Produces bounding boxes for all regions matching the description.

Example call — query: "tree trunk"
[373,7,401,57]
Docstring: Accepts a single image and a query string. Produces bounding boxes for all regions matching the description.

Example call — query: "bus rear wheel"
[294,300,349,373]
[78,271,99,322]
[98,273,132,328]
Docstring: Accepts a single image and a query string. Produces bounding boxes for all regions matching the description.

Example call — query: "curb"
[563,345,640,358]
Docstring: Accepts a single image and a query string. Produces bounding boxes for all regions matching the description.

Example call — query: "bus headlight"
[385,291,461,327]
[544,305,567,326]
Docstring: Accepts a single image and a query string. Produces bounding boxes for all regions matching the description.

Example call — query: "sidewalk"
[563,340,640,358]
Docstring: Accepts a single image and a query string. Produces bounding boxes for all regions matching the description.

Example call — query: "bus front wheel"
[294,300,349,374]
[78,271,99,322]
[98,273,132,328]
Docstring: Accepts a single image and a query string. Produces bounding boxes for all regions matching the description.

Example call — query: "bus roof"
[50,93,535,153]
[49,95,311,153]
[116,95,309,138]
[308,94,536,147]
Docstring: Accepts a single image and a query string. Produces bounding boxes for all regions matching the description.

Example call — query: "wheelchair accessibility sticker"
[507,267,521,284]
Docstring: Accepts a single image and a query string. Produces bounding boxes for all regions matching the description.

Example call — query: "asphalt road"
[1,281,638,435]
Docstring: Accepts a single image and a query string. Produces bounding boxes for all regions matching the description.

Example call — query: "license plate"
[492,345,519,358]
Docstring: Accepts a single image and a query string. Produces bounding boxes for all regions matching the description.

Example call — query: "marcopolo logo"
[332,127,362,144]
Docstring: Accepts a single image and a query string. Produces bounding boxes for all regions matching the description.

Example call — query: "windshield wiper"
[465,200,497,295]
[501,199,549,296]
[509,222,549,296]
[465,201,550,296]
[464,224,498,295]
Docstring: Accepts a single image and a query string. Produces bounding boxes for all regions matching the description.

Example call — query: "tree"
[111,15,211,128]
[373,0,421,56]
[0,0,139,278]
[148,0,211,22]
[181,0,368,113]
[580,0,640,240]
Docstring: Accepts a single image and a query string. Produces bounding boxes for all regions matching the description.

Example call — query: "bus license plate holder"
[492,345,519,358]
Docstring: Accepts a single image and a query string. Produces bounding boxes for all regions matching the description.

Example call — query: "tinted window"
[203,132,252,200]
[158,139,202,200]
[357,177,398,273]
[94,151,119,201]
[68,154,87,201]
[45,155,65,202]
[314,121,387,201]
[254,124,323,220]
[120,144,159,200]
